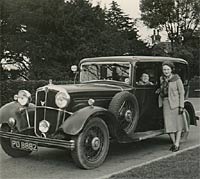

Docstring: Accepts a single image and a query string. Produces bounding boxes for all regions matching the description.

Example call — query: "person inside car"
[137,73,153,85]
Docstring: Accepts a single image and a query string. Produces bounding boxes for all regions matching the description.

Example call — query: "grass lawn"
[110,147,200,179]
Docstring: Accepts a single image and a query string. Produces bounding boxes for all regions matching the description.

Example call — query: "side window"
[135,62,158,86]
[101,64,130,83]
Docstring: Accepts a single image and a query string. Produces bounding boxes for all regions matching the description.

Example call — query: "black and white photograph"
[0,0,199,178]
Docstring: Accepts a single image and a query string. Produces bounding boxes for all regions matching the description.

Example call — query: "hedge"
[189,76,200,97]
[0,78,199,107]
[0,80,73,106]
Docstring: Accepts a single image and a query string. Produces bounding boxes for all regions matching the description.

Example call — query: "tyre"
[0,124,32,157]
[180,109,190,142]
[71,117,109,169]
[109,91,139,135]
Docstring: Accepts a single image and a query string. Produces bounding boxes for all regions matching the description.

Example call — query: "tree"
[0,0,151,81]
[105,1,151,55]
[140,0,200,47]
[105,1,134,32]
[0,64,7,80]
[1,0,68,80]
[140,0,200,76]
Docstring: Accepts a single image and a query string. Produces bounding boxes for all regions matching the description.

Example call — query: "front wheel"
[71,117,109,169]
[1,124,32,157]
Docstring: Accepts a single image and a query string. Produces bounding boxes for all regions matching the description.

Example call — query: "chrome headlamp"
[8,117,16,127]
[55,91,70,108]
[15,90,31,106]
[39,120,50,133]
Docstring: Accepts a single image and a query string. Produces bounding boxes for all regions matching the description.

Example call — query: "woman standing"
[158,61,185,152]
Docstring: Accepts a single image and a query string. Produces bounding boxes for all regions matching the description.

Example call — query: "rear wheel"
[0,124,32,157]
[71,117,109,169]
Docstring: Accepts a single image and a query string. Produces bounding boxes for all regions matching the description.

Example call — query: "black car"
[0,56,198,169]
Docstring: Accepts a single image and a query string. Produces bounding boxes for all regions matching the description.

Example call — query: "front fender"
[60,106,117,136]
[0,102,35,131]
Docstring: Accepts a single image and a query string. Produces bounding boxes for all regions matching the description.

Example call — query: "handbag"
[182,109,189,132]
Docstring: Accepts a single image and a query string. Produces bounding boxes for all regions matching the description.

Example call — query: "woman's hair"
[162,61,175,72]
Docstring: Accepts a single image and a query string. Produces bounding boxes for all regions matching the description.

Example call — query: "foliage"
[140,0,200,43]
[105,1,151,56]
[0,80,73,106]
[140,0,200,76]
[0,65,7,80]
[0,0,150,81]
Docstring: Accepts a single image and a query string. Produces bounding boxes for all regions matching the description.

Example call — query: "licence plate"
[11,139,38,151]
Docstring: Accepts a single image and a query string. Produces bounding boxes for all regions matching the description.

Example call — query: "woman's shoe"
[169,145,175,151]
[172,145,180,152]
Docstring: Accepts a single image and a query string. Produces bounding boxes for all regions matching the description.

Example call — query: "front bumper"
[0,131,75,150]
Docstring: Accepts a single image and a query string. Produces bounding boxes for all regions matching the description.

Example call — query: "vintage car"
[0,56,198,169]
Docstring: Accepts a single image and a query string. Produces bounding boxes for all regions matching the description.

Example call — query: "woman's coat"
[159,75,185,109]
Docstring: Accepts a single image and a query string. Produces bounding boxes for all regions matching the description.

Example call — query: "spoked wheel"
[0,124,32,157]
[180,109,190,142]
[71,117,109,169]
[109,91,139,135]
[116,100,136,133]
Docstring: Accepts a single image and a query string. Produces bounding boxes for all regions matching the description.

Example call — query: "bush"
[0,80,73,106]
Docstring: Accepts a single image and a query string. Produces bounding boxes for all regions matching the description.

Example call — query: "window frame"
[79,61,132,85]
[134,62,160,87]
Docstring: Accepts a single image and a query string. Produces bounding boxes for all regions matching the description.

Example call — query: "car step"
[129,129,165,141]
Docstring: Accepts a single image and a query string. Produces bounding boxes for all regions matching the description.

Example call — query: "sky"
[91,0,168,43]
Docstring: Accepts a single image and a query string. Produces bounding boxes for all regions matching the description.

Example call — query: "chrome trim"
[56,111,62,131]
[41,133,46,138]
[0,131,75,150]
[37,85,67,93]
[35,106,73,115]
[74,98,111,103]
[34,88,73,137]
[80,62,132,86]
[34,89,39,137]
[25,109,31,128]
[63,112,66,124]
[43,87,48,126]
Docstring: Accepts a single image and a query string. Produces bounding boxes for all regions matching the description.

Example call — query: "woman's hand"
[179,107,184,114]
[155,88,160,94]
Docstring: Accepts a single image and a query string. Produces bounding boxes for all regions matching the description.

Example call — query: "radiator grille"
[35,89,63,137]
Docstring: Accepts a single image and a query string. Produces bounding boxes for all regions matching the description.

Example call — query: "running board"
[129,129,165,141]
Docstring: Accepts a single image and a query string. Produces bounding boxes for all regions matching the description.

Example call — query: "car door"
[134,62,163,132]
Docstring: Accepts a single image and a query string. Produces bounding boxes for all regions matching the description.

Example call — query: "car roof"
[80,56,188,64]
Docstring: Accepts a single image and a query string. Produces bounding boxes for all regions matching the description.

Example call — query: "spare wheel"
[109,91,139,135]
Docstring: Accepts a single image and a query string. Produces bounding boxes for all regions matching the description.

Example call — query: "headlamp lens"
[39,120,50,133]
[55,92,70,108]
[8,117,16,127]
[17,90,31,106]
